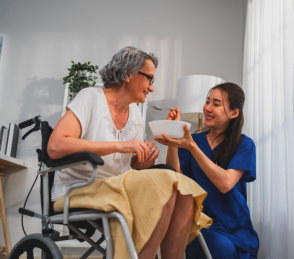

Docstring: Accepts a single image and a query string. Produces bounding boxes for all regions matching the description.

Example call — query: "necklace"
[207,133,221,148]
[208,135,215,147]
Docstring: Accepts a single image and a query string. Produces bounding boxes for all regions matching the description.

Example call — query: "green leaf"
[62,60,99,100]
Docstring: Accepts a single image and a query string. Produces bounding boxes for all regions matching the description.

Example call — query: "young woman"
[155,82,259,259]
[48,46,211,259]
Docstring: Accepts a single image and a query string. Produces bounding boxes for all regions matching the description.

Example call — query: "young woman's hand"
[155,124,195,151]
[166,106,181,121]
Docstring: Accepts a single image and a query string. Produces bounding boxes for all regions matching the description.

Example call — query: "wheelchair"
[8,116,212,259]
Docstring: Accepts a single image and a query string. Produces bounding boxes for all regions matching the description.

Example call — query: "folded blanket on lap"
[54,168,212,259]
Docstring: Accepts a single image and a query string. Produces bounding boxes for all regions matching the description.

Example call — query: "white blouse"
[51,87,144,201]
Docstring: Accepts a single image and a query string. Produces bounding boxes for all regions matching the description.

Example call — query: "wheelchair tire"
[8,233,62,259]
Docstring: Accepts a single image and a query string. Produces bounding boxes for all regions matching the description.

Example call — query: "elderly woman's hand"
[144,141,159,161]
[119,139,147,163]
[155,124,195,151]
[130,141,159,169]
[121,139,158,164]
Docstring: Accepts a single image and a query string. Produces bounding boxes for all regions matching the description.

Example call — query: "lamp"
[176,75,225,132]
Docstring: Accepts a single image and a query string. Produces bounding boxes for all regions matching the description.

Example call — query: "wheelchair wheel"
[8,233,62,259]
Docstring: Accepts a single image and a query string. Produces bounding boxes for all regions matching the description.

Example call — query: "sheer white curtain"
[243,0,294,258]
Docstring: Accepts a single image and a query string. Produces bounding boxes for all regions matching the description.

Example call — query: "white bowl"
[148,120,191,139]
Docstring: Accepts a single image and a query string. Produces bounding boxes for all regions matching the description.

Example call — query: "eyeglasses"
[138,71,154,85]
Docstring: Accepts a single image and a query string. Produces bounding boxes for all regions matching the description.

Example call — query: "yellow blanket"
[54,168,212,258]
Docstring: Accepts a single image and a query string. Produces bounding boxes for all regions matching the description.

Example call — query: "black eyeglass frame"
[138,71,154,85]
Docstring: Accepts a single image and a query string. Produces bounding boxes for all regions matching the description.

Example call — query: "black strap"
[149,164,177,172]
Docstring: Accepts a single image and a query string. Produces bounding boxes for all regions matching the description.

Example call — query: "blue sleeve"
[227,135,256,182]
[178,147,191,177]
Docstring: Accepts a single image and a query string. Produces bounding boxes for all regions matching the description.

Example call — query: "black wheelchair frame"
[8,117,138,259]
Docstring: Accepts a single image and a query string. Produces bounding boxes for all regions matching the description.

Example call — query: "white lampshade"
[176,75,225,113]
[176,75,225,127]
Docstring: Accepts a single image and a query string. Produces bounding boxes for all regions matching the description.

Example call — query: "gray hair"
[99,46,158,88]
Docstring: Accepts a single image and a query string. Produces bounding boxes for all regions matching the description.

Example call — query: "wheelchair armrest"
[62,161,100,224]
[39,152,104,224]
[45,152,104,168]
[45,152,104,225]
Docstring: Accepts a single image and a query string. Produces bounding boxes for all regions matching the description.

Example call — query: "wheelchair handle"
[19,116,41,129]
[19,116,42,140]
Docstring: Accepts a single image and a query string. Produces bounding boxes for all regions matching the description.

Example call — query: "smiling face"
[203,88,239,131]
[127,59,155,103]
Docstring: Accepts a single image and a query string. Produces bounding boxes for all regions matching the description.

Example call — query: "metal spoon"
[152,105,171,111]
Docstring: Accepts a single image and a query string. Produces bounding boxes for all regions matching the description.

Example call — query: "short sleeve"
[227,135,256,182]
[178,147,191,176]
[67,87,96,138]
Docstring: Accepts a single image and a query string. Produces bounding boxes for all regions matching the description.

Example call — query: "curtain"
[243,0,294,258]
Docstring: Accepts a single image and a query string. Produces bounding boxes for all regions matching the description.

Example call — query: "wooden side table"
[0,154,26,256]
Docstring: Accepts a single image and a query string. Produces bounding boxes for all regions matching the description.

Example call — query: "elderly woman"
[48,46,211,259]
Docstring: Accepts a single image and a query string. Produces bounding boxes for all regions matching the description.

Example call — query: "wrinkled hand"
[166,106,181,121]
[155,124,194,151]
[131,141,159,169]
[122,139,150,163]
[144,141,159,161]
[122,139,159,163]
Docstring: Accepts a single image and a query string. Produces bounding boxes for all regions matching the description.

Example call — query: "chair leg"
[197,232,213,259]
[0,173,11,255]
[101,216,113,259]
[109,211,138,259]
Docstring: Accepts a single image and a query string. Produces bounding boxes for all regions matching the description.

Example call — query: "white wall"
[0,0,246,248]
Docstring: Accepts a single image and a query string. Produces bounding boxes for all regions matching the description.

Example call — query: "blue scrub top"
[179,132,259,256]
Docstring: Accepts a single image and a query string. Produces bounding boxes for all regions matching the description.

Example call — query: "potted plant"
[62,61,99,101]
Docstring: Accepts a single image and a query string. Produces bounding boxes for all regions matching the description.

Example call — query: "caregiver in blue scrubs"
[155,82,259,259]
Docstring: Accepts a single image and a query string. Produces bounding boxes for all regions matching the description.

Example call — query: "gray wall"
[0,0,246,248]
